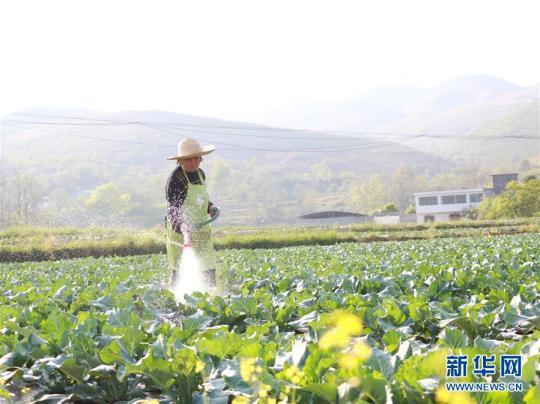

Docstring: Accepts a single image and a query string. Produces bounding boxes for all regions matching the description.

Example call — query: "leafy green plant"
[0,234,538,402]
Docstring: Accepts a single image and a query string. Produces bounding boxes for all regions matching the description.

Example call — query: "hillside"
[2,108,451,182]
[382,84,539,154]
[252,84,424,131]
[2,74,537,227]
[444,100,540,168]
[1,108,455,227]
[254,75,539,168]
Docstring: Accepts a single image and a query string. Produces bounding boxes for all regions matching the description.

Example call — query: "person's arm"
[166,169,188,233]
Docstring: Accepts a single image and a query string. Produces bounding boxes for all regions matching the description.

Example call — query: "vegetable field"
[1,234,539,403]
[2,218,538,263]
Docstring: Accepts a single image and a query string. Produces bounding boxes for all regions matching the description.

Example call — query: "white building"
[373,212,400,224]
[414,189,484,223]
[373,212,416,224]
[413,173,518,223]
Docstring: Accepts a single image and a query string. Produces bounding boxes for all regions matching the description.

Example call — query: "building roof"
[492,173,518,178]
[413,188,483,197]
[373,211,400,216]
[298,211,367,219]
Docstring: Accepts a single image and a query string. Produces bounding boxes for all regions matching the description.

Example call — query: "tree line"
[1,158,538,228]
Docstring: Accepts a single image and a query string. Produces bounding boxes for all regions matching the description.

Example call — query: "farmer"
[165,138,217,287]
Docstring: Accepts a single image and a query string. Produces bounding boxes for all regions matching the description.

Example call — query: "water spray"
[171,206,220,301]
[182,206,220,249]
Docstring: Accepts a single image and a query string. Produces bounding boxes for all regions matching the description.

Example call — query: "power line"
[2,115,392,142]
[4,120,535,156]
[142,122,414,152]
[2,113,538,154]
[6,112,538,141]
[3,119,135,127]
[3,115,399,148]
[2,120,422,153]
[2,123,174,148]
[5,112,348,136]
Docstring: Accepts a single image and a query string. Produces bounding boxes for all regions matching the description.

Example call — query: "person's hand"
[172,221,183,234]
[181,223,192,246]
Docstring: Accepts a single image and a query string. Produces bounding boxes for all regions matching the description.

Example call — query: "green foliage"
[2,150,504,228]
[381,202,398,212]
[84,183,133,214]
[461,206,479,220]
[480,179,540,219]
[0,234,539,401]
[405,204,416,214]
[1,219,539,262]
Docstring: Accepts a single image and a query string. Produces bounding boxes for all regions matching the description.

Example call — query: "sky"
[1,0,539,122]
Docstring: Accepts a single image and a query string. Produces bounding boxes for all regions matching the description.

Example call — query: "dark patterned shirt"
[165,166,212,232]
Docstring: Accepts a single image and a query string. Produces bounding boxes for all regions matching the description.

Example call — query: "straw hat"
[167,138,215,160]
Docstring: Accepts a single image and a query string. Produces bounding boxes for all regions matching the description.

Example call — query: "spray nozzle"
[181,226,192,248]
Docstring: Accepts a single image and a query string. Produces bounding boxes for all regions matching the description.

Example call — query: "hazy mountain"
[256,75,532,129]
[444,99,540,167]
[253,84,424,131]
[252,75,539,166]
[2,107,452,190]
[403,75,520,117]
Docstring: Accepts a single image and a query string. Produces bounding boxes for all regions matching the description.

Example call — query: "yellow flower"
[232,397,250,404]
[319,328,350,349]
[334,312,363,335]
[319,311,364,349]
[339,353,359,370]
[240,358,257,382]
[285,366,296,379]
[291,375,302,384]
[436,388,475,404]
[259,383,272,398]
[284,365,305,385]
[195,360,205,373]
[351,341,372,360]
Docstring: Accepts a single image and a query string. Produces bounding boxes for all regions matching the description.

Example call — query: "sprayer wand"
[194,205,221,229]
[182,231,193,248]
[181,206,221,248]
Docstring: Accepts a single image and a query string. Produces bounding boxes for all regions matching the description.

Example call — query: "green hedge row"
[1,222,537,263]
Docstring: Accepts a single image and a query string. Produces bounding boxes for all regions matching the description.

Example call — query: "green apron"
[166,168,216,272]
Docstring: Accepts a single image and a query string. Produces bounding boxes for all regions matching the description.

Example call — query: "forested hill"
[2,108,455,227]
[1,74,538,227]
[2,108,451,182]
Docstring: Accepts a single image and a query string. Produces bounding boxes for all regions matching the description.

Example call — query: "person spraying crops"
[165,138,219,289]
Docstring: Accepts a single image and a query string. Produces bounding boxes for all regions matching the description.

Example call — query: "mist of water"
[171,247,208,301]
